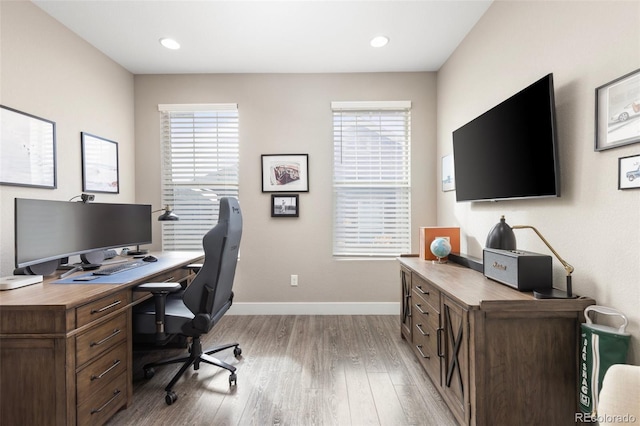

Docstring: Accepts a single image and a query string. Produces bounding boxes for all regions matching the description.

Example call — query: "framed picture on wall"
[271,194,299,217]
[0,105,57,189]
[81,132,119,193]
[618,154,640,190]
[442,154,455,192]
[261,154,309,192]
[595,68,640,151]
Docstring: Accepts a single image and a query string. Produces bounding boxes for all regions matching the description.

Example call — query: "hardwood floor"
[107,315,456,426]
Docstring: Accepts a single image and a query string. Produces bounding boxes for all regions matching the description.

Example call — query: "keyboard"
[93,260,148,276]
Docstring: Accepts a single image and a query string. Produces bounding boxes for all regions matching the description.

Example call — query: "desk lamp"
[485,216,576,299]
[511,225,576,299]
[128,205,179,255]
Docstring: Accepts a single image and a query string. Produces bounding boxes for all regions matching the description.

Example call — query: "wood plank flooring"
[106,315,456,426]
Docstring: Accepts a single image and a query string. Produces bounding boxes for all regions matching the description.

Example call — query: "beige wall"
[437,1,640,363]
[0,1,134,275]
[134,73,437,310]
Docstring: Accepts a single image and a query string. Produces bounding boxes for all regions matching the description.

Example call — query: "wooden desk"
[0,251,204,426]
[399,257,595,425]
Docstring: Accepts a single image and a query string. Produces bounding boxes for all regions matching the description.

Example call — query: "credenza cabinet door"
[441,295,469,425]
[400,266,412,340]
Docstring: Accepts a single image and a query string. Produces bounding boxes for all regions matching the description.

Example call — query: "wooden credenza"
[399,257,595,426]
[0,252,203,426]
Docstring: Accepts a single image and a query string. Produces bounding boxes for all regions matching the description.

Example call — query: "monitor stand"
[127,245,148,256]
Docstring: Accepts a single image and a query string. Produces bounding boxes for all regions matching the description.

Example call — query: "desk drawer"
[77,342,128,405]
[76,313,127,367]
[412,274,439,312]
[412,317,440,384]
[412,289,440,331]
[77,371,128,426]
[77,291,130,328]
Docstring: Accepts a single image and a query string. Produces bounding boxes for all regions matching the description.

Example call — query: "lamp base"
[533,288,577,299]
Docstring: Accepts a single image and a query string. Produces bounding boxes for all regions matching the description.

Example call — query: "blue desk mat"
[53,260,161,284]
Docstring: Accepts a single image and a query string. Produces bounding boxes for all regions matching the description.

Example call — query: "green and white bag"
[578,306,630,416]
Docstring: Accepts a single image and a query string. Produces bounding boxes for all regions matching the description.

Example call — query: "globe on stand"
[430,238,452,264]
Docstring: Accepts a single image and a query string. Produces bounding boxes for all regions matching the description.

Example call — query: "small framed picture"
[442,154,455,192]
[82,132,119,193]
[271,194,299,217]
[595,69,640,151]
[618,154,640,190]
[261,154,309,192]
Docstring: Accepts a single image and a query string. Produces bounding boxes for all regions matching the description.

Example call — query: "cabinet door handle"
[437,327,444,358]
[415,285,429,295]
[415,323,429,336]
[91,300,121,314]
[90,389,122,415]
[90,328,121,347]
[416,344,430,359]
[90,359,121,381]
[414,303,428,315]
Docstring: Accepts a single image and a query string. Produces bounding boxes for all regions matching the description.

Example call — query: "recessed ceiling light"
[159,38,180,50]
[370,36,389,48]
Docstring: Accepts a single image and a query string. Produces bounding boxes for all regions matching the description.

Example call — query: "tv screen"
[15,198,152,268]
[452,74,560,202]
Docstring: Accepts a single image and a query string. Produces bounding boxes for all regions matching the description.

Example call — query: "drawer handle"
[437,327,444,358]
[414,303,428,315]
[90,329,121,347]
[416,285,429,295]
[90,389,122,415]
[91,359,121,381]
[91,300,122,314]
[416,344,430,359]
[415,323,429,337]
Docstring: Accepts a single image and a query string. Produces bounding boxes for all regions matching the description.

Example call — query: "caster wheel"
[229,373,237,386]
[165,391,178,405]
[234,347,242,358]
[143,368,155,379]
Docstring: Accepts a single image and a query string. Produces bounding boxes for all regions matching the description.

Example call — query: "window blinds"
[332,101,411,257]
[159,104,239,251]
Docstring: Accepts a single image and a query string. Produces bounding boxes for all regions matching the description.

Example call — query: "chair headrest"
[218,197,241,223]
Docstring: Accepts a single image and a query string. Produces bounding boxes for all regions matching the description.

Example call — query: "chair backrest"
[182,197,242,332]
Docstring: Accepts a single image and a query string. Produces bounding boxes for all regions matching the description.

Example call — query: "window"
[159,104,239,251]
[332,101,411,257]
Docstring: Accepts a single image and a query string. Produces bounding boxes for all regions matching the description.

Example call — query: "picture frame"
[271,194,299,217]
[81,132,119,193]
[618,154,640,190]
[261,154,309,192]
[595,69,640,151]
[442,154,455,192]
[0,105,57,189]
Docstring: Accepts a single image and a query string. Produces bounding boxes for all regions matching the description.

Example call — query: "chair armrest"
[134,282,182,293]
[133,282,181,343]
[184,263,203,272]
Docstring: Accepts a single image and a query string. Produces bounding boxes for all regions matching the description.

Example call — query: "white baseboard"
[227,302,400,315]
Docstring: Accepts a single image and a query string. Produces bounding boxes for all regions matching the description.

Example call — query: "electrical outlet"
[290,274,298,287]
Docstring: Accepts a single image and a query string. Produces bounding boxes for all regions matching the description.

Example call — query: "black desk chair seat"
[133,197,243,405]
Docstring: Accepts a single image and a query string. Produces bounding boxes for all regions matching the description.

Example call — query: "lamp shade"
[157,206,179,221]
[486,215,516,250]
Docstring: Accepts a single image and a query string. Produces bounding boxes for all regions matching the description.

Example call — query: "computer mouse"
[142,255,158,262]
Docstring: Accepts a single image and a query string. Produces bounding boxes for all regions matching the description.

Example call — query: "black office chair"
[132,197,243,405]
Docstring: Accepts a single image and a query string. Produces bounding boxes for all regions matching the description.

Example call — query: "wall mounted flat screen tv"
[452,73,560,202]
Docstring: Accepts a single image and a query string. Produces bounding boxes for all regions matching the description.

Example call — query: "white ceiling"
[33,0,492,75]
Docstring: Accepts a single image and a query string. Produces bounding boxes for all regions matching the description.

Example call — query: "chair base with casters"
[142,336,242,405]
